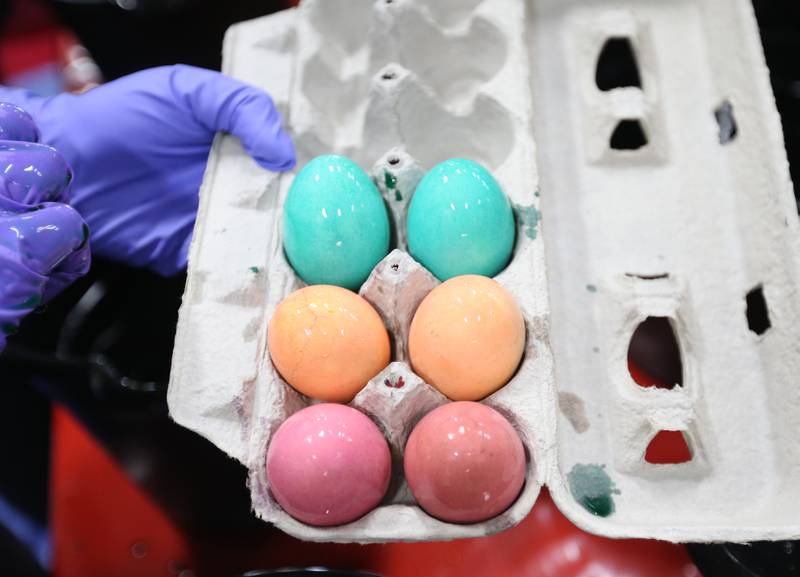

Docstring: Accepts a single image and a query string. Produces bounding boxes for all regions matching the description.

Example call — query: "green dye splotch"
[567,463,620,517]
[11,294,42,310]
[1,323,16,336]
[534,190,540,197]
[586,284,597,293]
[382,171,402,201]
[249,266,260,274]
[515,204,541,240]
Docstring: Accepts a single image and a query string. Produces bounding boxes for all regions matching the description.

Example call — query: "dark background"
[0,0,799,576]
[0,2,290,575]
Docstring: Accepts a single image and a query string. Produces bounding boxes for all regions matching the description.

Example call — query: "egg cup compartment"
[363,64,515,174]
[410,0,485,29]
[294,0,520,172]
[370,1,507,109]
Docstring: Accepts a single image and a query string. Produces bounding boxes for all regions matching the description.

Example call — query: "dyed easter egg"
[283,154,390,290]
[409,275,525,401]
[267,403,391,526]
[268,285,390,402]
[407,158,515,281]
[404,401,526,523]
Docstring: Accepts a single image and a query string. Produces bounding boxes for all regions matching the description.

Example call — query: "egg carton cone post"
[168,0,800,543]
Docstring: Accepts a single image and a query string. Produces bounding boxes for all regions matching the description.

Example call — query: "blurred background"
[0,0,798,576]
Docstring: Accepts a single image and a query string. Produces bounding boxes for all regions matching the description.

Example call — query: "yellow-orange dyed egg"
[409,275,525,401]
[268,285,391,402]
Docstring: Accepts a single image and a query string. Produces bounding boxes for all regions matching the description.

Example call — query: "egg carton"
[532,0,800,542]
[168,0,800,543]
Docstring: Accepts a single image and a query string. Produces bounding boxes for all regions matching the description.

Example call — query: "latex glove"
[0,65,295,276]
[0,104,91,351]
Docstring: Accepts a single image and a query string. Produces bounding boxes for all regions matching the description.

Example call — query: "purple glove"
[0,104,91,351]
[0,65,295,276]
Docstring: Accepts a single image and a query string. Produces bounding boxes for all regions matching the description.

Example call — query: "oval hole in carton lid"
[627,316,683,389]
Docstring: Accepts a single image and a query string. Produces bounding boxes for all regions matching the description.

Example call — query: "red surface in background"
[51,408,192,577]
[628,357,673,389]
[646,430,693,465]
[0,0,77,79]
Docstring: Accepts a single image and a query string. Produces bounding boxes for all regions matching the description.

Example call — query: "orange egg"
[409,275,525,401]
[268,285,391,402]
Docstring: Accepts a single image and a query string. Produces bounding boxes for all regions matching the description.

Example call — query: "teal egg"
[407,159,515,280]
[283,155,390,290]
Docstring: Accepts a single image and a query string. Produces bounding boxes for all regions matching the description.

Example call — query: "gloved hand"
[0,104,91,351]
[0,64,295,276]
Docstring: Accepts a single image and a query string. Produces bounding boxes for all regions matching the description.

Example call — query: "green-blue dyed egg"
[407,159,515,280]
[283,155,390,290]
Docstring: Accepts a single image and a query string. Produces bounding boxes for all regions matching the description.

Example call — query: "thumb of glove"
[169,64,296,171]
[0,203,90,350]
[0,102,40,143]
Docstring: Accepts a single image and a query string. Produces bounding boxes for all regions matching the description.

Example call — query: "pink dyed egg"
[266,403,391,526]
[404,401,526,524]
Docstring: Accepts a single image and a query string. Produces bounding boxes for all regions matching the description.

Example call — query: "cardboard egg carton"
[169,0,800,543]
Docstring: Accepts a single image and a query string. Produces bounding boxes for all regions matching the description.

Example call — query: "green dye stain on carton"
[515,204,542,240]
[586,284,597,293]
[384,172,402,201]
[249,266,260,274]
[1,323,16,336]
[567,463,620,517]
[384,171,397,190]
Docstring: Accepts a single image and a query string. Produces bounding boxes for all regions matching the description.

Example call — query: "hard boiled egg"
[407,158,515,281]
[268,285,390,402]
[283,154,390,291]
[404,401,526,523]
[267,403,391,526]
[409,275,525,401]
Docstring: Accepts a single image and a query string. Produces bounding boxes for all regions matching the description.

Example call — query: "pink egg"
[404,401,526,524]
[266,403,391,526]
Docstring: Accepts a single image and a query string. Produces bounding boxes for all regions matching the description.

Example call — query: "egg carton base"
[169,0,800,543]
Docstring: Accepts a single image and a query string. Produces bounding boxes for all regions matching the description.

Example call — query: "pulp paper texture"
[169,0,800,542]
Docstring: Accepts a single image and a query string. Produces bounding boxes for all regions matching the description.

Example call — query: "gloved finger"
[0,246,46,350]
[38,204,91,301]
[0,87,45,114]
[0,102,39,143]
[0,203,90,301]
[169,64,296,171]
[44,242,91,302]
[0,203,90,350]
[1,203,89,274]
[0,141,73,206]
